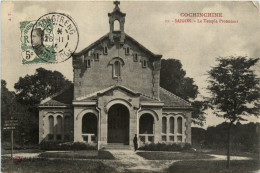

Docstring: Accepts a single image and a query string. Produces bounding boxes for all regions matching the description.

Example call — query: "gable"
[73,33,162,60]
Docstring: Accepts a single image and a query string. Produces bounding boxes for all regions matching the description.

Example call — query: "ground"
[1,148,259,173]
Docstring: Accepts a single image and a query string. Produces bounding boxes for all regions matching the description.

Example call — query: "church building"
[38,2,192,149]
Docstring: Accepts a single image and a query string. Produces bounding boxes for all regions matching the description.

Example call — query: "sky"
[1,1,260,128]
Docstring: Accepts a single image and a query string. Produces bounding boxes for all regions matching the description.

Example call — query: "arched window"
[113,20,120,31]
[170,117,174,134]
[162,117,166,134]
[114,61,120,77]
[139,114,154,134]
[177,117,182,134]
[82,113,97,135]
[57,116,62,140]
[48,116,54,140]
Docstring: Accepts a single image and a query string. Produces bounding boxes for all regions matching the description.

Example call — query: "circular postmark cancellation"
[31,12,79,63]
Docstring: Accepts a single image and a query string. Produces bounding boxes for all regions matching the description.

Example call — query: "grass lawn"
[136,151,214,160]
[39,150,115,160]
[167,159,260,173]
[1,157,116,173]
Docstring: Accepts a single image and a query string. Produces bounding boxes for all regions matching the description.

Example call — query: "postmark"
[20,12,79,64]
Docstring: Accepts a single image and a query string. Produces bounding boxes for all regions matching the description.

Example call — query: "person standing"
[133,134,138,151]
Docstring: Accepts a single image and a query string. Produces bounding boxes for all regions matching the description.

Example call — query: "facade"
[38,2,192,149]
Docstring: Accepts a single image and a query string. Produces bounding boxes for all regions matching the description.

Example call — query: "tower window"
[113,20,120,31]
[113,61,121,78]
[94,53,99,61]
[142,60,147,68]
[86,59,91,68]
[103,47,108,55]
[133,54,138,62]
[125,47,130,55]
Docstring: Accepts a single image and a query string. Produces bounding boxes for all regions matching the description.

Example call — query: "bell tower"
[108,1,126,44]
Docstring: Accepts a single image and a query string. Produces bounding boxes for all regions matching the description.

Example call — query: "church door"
[108,104,129,144]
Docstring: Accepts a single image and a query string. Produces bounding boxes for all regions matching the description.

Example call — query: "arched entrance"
[108,104,129,144]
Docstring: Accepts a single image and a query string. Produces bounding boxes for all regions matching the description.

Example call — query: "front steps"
[105,143,131,150]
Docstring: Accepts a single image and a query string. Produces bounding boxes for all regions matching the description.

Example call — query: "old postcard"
[1,1,259,172]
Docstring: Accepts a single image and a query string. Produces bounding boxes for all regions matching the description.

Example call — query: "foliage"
[1,80,38,144]
[39,150,115,160]
[192,122,259,153]
[207,56,260,121]
[39,141,97,150]
[138,143,193,151]
[191,100,208,126]
[14,67,72,105]
[160,59,198,100]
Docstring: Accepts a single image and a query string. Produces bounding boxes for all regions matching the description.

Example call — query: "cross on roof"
[113,1,120,11]
[114,1,120,7]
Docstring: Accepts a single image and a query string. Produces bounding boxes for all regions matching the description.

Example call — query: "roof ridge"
[140,93,160,101]
[73,32,162,58]
[159,87,191,106]
[74,33,110,56]
[40,85,73,104]
[75,85,115,101]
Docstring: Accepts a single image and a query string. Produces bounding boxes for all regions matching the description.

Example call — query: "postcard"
[1,1,259,172]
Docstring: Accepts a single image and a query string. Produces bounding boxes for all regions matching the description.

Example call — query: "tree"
[160,59,198,100]
[160,59,206,125]
[14,67,72,105]
[1,80,33,145]
[207,56,260,169]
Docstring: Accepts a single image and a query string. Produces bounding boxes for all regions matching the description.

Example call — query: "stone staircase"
[105,143,131,150]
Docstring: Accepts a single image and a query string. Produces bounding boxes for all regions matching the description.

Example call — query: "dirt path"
[106,150,177,172]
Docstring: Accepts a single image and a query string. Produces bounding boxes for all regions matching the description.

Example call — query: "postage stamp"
[20,12,79,64]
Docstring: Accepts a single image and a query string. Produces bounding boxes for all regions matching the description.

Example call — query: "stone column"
[129,108,137,148]
[38,110,44,143]
[167,116,170,142]
[74,108,83,142]
[99,109,108,148]
[174,116,177,142]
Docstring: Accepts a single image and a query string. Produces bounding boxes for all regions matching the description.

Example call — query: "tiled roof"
[39,85,192,109]
[39,86,73,107]
[159,87,192,108]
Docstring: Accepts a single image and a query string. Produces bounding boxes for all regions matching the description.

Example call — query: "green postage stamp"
[20,13,79,64]
[20,19,56,64]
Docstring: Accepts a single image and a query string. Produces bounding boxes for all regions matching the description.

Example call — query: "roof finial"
[113,1,120,11]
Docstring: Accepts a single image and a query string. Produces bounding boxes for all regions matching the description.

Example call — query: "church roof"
[73,33,162,59]
[39,86,73,107]
[39,85,191,109]
[75,85,160,102]
[159,87,192,109]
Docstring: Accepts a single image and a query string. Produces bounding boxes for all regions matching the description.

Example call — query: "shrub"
[138,143,193,151]
[39,141,97,150]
